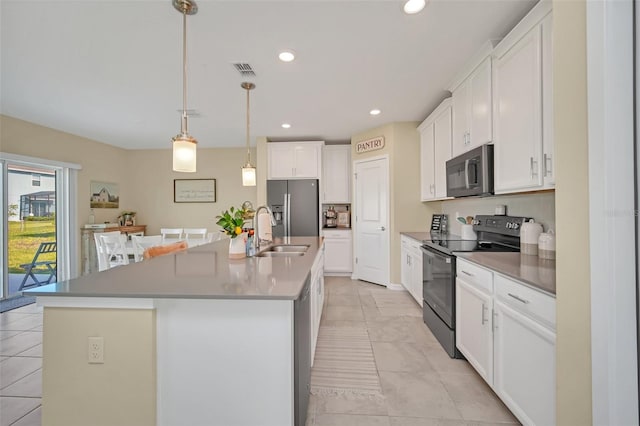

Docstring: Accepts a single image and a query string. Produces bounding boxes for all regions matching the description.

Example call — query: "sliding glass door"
[1,154,79,302]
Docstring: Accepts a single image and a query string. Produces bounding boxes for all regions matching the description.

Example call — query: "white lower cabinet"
[400,235,423,307]
[456,278,493,385]
[494,299,556,426]
[456,258,556,426]
[323,230,352,274]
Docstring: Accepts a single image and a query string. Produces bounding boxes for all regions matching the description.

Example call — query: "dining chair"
[99,233,130,270]
[94,231,122,272]
[131,235,163,262]
[209,231,229,242]
[183,228,208,246]
[161,228,183,242]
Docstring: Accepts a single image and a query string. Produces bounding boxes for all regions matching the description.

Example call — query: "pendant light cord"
[246,87,251,163]
[182,8,188,134]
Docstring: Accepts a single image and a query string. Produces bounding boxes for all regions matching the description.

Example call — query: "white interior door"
[353,156,389,286]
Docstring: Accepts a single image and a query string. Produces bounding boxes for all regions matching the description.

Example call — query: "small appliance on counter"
[337,211,350,228]
[325,206,337,228]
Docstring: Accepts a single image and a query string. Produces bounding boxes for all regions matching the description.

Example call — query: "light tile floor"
[306,277,520,426]
[0,277,518,426]
[0,303,43,426]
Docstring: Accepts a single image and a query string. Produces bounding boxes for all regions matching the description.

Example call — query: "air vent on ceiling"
[233,63,256,76]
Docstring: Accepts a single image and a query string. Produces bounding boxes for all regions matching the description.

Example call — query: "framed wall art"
[174,179,216,203]
[90,181,119,208]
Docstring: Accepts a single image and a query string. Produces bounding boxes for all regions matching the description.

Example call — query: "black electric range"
[420,215,530,358]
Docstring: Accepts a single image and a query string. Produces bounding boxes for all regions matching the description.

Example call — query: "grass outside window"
[7,220,56,273]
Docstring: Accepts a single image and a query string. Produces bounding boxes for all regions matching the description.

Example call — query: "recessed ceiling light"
[281,123,291,129]
[370,109,381,116]
[278,51,296,62]
[404,0,426,14]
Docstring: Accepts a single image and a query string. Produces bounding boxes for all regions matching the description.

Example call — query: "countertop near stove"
[400,232,432,242]
[456,252,556,296]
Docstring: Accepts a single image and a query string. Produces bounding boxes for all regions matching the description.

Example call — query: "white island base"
[39,296,295,426]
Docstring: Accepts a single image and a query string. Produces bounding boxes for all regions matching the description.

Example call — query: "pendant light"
[241,82,256,186]
[172,0,198,173]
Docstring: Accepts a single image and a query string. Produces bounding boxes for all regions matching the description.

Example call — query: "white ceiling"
[1,0,537,150]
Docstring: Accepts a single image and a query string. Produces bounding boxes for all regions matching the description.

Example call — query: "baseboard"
[386,282,406,291]
[323,272,352,277]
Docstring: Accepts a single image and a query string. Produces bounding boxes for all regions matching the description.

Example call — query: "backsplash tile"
[439,191,555,236]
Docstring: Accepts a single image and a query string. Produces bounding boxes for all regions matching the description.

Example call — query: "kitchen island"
[25,236,324,426]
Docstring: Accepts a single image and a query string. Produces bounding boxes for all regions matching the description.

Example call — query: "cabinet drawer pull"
[508,293,530,304]
[461,270,474,277]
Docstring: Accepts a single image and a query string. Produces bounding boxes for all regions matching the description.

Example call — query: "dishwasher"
[294,277,311,426]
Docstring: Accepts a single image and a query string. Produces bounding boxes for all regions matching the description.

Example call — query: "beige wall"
[1,114,258,271]
[125,148,256,235]
[42,307,156,426]
[553,0,592,424]
[1,115,130,227]
[351,122,441,284]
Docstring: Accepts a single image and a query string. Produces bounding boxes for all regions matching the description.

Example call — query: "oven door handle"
[464,159,470,189]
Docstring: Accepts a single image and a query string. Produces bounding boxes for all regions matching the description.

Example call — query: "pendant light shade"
[241,82,256,186]
[172,0,198,173]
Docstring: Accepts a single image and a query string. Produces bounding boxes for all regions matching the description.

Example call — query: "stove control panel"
[474,215,531,237]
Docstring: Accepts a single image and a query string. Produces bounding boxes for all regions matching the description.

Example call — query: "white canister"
[538,230,556,260]
[460,224,477,240]
[520,219,543,255]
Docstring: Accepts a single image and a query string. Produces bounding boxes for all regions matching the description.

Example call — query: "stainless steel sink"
[256,251,305,257]
[269,245,310,253]
[255,244,310,257]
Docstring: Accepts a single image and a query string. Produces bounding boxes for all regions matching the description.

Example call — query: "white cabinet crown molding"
[418,97,452,130]
[493,0,552,59]
[447,39,501,92]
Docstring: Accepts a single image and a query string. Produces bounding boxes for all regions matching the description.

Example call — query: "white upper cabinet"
[322,145,351,203]
[267,141,323,180]
[493,2,553,194]
[418,98,452,201]
[541,14,554,187]
[450,50,494,158]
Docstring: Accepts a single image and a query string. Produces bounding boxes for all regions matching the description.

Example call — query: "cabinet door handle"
[493,310,498,331]
[530,157,539,179]
[544,153,552,176]
[481,303,488,324]
[461,270,474,277]
[508,293,530,304]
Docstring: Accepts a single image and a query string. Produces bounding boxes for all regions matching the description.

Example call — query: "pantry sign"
[355,136,385,154]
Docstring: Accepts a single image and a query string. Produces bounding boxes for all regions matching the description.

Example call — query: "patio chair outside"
[19,241,57,290]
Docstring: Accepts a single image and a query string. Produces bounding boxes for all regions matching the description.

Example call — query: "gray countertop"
[456,252,556,296]
[24,236,324,301]
[400,232,432,242]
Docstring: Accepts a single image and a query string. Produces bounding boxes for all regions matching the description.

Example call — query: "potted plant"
[216,206,247,258]
[119,211,136,226]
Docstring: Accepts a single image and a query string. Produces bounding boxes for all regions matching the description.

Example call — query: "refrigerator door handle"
[283,193,289,237]
[287,193,292,236]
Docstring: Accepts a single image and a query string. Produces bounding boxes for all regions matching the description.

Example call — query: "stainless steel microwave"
[445,144,494,198]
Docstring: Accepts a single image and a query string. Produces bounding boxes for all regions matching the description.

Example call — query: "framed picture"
[174,179,216,203]
[90,181,119,208]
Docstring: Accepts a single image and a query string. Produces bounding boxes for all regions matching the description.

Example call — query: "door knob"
[378,226,386,231]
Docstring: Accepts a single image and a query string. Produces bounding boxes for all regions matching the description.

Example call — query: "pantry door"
[353,156,389,286]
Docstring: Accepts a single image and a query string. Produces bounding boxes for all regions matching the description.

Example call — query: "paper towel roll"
[257,211,273,242]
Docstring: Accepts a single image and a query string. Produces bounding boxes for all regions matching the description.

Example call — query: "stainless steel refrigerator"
[267,179,319,237]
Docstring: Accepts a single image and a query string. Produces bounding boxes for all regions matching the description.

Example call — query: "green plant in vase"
[215,206,247,238]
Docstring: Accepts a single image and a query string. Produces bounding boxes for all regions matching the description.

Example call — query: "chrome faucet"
[253,205,277,253]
